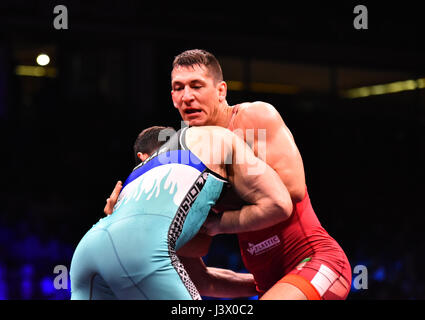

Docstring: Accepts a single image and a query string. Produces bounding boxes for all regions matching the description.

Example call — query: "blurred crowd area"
[0,209,424,300]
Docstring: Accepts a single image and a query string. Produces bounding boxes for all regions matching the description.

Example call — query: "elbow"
[272,196,293,221]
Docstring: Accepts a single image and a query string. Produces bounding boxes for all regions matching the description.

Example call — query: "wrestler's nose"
[182,87,194,103]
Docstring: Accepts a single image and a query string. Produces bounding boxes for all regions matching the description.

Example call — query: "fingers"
[110,181,122,200]
[210,207,222,214]
[104,181,123,216]
[104,198,113,216]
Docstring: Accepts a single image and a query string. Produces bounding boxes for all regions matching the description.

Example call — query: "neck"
[209,101,234,128]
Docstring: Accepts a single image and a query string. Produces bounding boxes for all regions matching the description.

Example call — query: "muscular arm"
[179,257,258,298]
[234,102,306,203]
[205,127,293,235]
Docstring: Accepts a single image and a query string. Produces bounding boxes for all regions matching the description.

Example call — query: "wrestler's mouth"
[184,108,202,115]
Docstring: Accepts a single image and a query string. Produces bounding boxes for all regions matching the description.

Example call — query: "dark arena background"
[0,1,424,301]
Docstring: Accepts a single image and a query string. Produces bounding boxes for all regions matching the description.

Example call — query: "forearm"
[180,257,257,298]
[223,144,293,235]
[216,200,290,234]
[202,267,258,298]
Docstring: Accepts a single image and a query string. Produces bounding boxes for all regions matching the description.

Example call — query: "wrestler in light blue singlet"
[70,127,227,299]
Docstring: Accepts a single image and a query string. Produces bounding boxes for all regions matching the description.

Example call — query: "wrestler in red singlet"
[226,105,352,300]
[106,50,352,300]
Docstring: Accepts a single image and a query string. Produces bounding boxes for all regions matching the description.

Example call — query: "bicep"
[228,134,282,205]
[264,125,306,201]
[254,112,306,202]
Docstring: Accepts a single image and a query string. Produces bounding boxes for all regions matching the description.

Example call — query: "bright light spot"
[417,78,425,88]
[341,77,425,99]
[36,54,50,66]
[15,65,57,78]
[404,80,417,90]
[370,85,386,95]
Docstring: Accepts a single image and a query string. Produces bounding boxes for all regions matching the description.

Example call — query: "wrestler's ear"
[171,91,178,108]
[137,152,150,162]
[217,81,227,102]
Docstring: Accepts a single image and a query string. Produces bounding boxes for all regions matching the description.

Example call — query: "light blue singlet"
[70,127,227,299]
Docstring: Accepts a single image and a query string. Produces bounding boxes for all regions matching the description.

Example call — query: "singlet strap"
[205,168,229,183]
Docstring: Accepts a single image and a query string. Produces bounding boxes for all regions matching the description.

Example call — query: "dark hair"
[133,126,175,164]
[172,49,223,83]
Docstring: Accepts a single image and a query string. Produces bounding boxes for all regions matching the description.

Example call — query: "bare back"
[184,126,229,180]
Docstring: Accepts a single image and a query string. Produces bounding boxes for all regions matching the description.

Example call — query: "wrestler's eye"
[192,82,204,89]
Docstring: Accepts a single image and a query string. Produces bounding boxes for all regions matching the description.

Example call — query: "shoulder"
[186,126,234,148]
[239,101,278,113]
[185,126,234,167]
[235,101,284,129]
[187,125,233,138]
